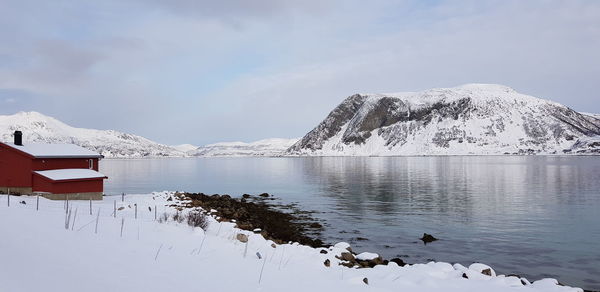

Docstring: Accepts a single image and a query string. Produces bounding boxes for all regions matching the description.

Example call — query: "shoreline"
[171,192,596,292]
[0,192,589,292]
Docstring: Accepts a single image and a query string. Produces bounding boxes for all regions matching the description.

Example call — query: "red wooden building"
[0,131,107,200]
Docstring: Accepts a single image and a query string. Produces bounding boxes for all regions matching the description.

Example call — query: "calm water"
[100,156,600,290]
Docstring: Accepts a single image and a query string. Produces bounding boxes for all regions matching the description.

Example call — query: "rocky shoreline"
[171,192,596,292]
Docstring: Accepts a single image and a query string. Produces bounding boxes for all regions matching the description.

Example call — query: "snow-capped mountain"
[286,84,600,156]
[192,138,299,157]
[0,111,186,158]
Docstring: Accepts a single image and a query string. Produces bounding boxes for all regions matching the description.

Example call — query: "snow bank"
[0,193,583,292]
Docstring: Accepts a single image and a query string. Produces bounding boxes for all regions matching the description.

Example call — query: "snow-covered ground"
[0,193,582,292]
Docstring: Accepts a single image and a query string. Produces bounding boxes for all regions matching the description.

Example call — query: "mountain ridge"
[0,111,185,158]
[286,84,600,156]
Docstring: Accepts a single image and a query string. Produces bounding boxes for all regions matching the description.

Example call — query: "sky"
[0,0,599,146]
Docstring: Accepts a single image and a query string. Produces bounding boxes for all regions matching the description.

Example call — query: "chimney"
[14,131,23,146]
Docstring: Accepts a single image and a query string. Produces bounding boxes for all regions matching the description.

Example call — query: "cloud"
[0,0,598,145]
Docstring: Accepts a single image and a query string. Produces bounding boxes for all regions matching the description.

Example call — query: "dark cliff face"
[288,94,368,151]
[287,88,600,155]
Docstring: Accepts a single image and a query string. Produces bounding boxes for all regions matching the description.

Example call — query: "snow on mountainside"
[171,144,199,154]
[0,111,185,158]
[193,138,299,157]
[287,84,600,156]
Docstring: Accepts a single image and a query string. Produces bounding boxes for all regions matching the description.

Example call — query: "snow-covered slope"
[0,192,583,292]
[582,112,600,120]
[287,84,600,156]
[0,111,185,158]
[171,144,199,154]
[193,138,299,157]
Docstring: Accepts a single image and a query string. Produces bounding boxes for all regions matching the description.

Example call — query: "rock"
[324,259,330,267]
[242,194,251,199]
[19,201,26,205]
[271,243,276,248]
[259,193,270,197]
[309,222,322,228]
[167,196,173,201]
[148,206,152,212]
[362,278,369,285]
[356,237,368,241]
[319,249,328,254]
[389,258,406,267]
[117,207,125,211]
[340,252,355,262]
[468,263,496,277]
[236,233,248,243]
[462,273,468,279]
[420,233,438,243]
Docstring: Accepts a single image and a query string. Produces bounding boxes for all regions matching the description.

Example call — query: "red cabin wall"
[53,179,104,193]
[33,175,104,194]
[32,175,54,192]
[0,144,33,187]
[32,158,99,171]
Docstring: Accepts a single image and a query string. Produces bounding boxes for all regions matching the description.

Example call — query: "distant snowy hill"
[171,144,199,154]
[287,84,600,156]
[0,112,185,158]
[192,138,299,157]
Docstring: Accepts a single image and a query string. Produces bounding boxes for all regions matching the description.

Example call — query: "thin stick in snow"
[258,252,268,284]
[36,195,39,211]
[243,240,249,258]
[65,208,72,230]
[135,204,137,219]
[89,199,92,215]
[120,217,125,237]
[76,218,96,232]
[216,222,222,236]
[154,244,163,261]
[7,194,9,207]
[278,245,285,270]
[113,200,116,218]
[94,208,100,234]
[197,235,207,255]
[154,205,157,221]
[71,208,78,230]
[122,193,124,202]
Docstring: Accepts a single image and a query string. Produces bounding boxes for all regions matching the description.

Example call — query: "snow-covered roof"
[34,169,107,181]
[1,142,103,158]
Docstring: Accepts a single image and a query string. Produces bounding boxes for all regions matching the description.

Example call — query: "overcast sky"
[1,0,599,145]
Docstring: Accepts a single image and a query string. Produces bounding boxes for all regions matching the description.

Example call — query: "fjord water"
[100,156,600,290]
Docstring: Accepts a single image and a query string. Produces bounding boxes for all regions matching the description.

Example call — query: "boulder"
[324,259,330,267]
[236,233,249,243]
[340,252,355,262]
[389,258,406,267]
[420,233,438,243]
